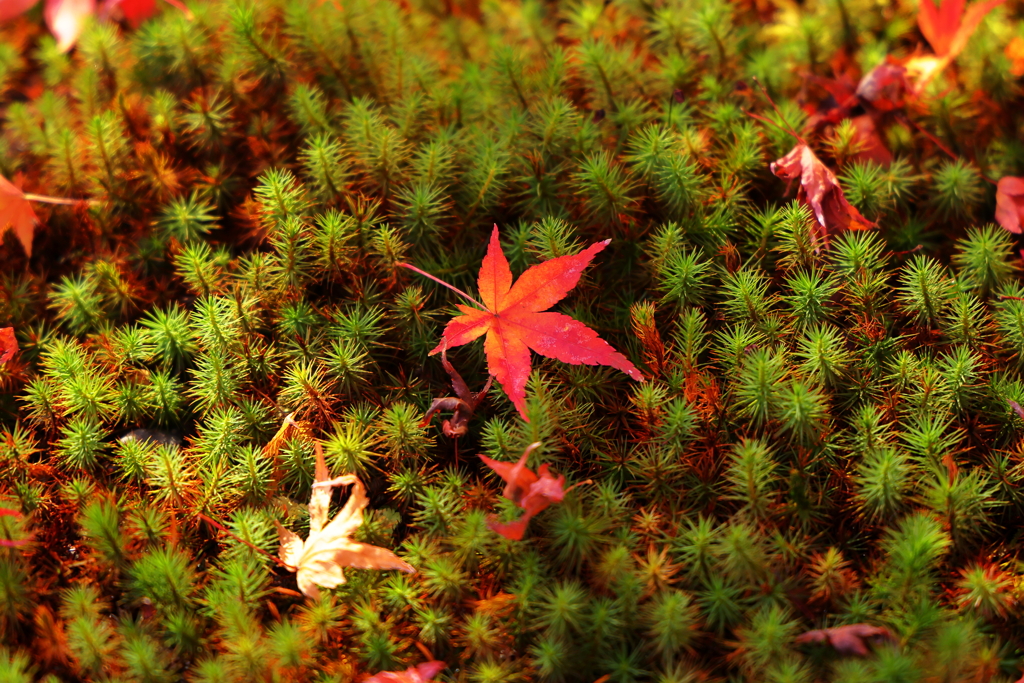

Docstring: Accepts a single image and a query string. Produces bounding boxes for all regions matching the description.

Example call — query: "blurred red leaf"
[855,62,907,112]
[796,624,897,656]
[918,0,1004,58]
[996,176,1024,234]
[366,661,446,683]
[0,176,37,258]
[0,328,17,365]
[480,442,565,541]
[771,144,875,246]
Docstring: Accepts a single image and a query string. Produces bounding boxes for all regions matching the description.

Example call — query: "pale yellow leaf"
[278,448,415,598]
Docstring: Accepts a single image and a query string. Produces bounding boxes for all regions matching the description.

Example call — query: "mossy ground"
[1,0,1024,681]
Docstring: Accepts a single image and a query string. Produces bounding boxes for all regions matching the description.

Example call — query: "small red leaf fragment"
[0,0,40,21]
[106,0,157,26]
[795,624,897,656]
[480,442,566,541]
[770,144,875,246]
[366,661,446,683]
[918,0,965,57]
[0,175,37,258]
[430,225,641,420]
[996,177,1024,235]
[0,328,17,365]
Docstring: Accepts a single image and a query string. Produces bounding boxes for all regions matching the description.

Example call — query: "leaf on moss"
[918,0,1005,59]
[770,144,875,246]
[0,328,17,365]
[0,175,37,258]
[995,176,1024,234]
[276,422,414,599]
[795,624,896,656]
[420,225,642,420]
[365,661,446,683]
[480,442,565,540]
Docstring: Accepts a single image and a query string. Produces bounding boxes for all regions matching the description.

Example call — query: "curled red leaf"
[480,442,565,540]
[770,144,875,246]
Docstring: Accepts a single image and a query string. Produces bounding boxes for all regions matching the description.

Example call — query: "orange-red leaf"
[479,442,565,540]
[770,144,875,246]
[996,176,1024,234]
[0,175,37,258]
[0,328,18,365]
[0,0,40,21]
[918,0,1004,58]
[432,225,642,419]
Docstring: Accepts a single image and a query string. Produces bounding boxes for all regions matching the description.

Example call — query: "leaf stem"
[399,262,485,309]
[23,193,100,207]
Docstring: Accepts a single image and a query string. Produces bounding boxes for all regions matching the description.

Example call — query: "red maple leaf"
[918,0,1004,59]
[0,328,17,365]
[406,225,641,419]
[0,176,38,258]
[771,144,875,246]
[365,661,446,683]
[479,442,565,540]
[996,176,1024,234]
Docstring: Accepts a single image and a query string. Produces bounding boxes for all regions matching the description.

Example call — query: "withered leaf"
[276,425,414,599]
[421,347,492,438]
[770,144,875,246]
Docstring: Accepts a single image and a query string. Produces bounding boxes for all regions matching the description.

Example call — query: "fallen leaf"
[849,115,892,166]
[2,0,173,52]
[276,432,414,599]
[0,175,38,258]
[770,144,875,245]
[918,0,965,57]
[365,661,446,683]
[0,328,17,365]
[918,0,1004,59]
[421,346,492,437]
[0,0,40,21]
[995,176,1024,234]
[795,624,897,656]
[855,62,908,111]
[421,225,641,419]
[45,0,95,52]
[103,0,155,26]
[480,442,565,540]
